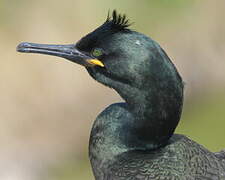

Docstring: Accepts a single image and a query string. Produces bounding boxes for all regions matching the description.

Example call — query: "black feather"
[105,10,131,31]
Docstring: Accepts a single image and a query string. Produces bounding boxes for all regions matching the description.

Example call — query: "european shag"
[17,10,225,180]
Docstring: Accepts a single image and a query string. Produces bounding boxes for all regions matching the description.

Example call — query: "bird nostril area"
[20,42,31,47]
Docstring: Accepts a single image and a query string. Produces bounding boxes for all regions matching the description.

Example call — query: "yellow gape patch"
[88,59,104,67]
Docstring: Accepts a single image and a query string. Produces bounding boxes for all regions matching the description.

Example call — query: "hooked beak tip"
[17,42,30,52]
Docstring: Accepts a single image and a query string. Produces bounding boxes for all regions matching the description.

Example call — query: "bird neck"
[115,80,183,149]
[89,78,183,174]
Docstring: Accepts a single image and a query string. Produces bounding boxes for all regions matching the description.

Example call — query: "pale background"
[0,0,225,179]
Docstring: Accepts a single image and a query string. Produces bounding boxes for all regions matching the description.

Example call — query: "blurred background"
[0,0,225,179]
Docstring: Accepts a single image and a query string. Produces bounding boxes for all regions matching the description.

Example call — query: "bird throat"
[114,79,184,149]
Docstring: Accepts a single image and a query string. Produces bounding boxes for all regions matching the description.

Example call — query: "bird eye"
[92,48,103,57]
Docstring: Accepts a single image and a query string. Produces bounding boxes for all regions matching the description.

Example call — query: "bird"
[17,10,225,180]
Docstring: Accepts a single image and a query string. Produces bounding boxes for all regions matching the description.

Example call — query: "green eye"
[92,48,103,57]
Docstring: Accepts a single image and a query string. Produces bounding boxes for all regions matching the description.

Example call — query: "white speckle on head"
[135,40,141,46]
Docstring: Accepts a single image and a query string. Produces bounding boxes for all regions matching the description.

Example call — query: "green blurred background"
[0,0,225,179]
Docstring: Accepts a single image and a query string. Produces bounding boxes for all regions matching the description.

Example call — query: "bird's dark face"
[78,30,157,89]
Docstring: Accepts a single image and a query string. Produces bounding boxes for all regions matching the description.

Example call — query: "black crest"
[105,10,131,31]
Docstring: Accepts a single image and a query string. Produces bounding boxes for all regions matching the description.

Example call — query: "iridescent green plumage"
[17,10,225,180]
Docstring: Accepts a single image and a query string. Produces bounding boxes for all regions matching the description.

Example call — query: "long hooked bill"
[16,42,104,67]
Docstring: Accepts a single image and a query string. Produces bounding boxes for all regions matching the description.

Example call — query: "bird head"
[17,10,183,105]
